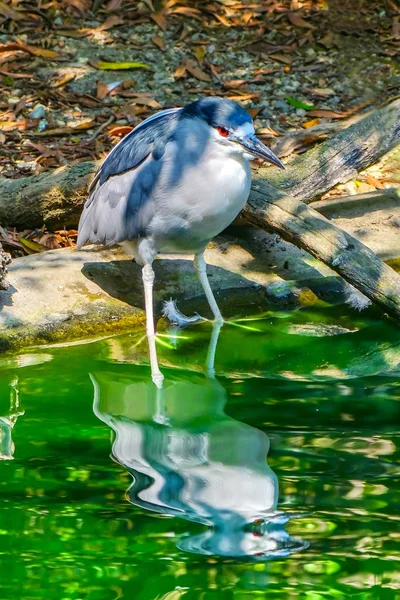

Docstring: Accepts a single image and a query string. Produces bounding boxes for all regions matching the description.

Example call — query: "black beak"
[238,135,285,169]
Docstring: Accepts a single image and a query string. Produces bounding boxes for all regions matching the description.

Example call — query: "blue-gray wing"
[77,108,182,249]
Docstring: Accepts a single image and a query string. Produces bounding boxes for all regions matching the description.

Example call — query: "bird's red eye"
[217,126,229,137]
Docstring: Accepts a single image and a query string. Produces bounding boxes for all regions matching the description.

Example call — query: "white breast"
[153,142,252,252]
[187,154,251,232]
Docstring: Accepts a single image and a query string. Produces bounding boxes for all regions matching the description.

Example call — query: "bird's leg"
[153,385,169,425]
[194,252,223,323]
[206,320,223,378]
[142,263,164,389]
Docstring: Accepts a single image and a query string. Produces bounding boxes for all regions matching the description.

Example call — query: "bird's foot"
[162,298,203,327]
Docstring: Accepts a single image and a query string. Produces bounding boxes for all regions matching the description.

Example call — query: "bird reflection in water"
[92,335,308,559]
[0,377,23,461]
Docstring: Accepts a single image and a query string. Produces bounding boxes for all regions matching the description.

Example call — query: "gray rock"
[37,119,48,132]
[273,100,290,112]
[0,232,331,351]
[29,104,46,119]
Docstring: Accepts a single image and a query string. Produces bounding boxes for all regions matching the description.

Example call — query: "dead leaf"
[247,107,262,119]
[214,13,231,26]
[252,67,280,76]
[18,237,47,254]
[13,96,26,116]
[307,109,347,119]
[0,0,25,20]
[96,81,110,100]
[17,41,60,59]
[171,6,202,19]
[32,119,95,136]
[51,73,76,88]
[0,119,36,132]
[109,125,134,137]
[38,233,62,249]
[365,174,384,189]
[63,0,92,12]
[96,80,122,99]
[0,43,22,53]
[53,29,89,38]
[0,49,24,65]
[222,79,247,89]
[241,10,253,24]
[309,87,335,97]
[303,118,320,128]
[0,132,5,143]
[117,103,147,118]
[269,53,293,65]
[163,0,179,9]
[151,35,165,50]
[96,15,124,31]
[386,0,399,11]
[184,58,211,82]
[142,0,154,10]
[205,60,220,80]
[178,24,190,42]
[0,69,32,78]
[25,141,57,156]
[131,96,160,108]
[287,12,315,29]
[120,96,159,108]
[392,16,400,39]
[319,31,338,48]
[256,125,280,137]
[151,12,167,31]
[227,92,260,101]
[106,0,122,9]
[119,79,135,90]
[193,45,206,63]
[247,41,284,55]
[0,41,59,59]
[173,61,187,79]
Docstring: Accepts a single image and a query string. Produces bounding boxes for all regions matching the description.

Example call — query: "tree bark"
[0,160,97,229]
[310,188,400,217]
[0,243,11,290]
[257,98,400,203]
[242,184,400,319]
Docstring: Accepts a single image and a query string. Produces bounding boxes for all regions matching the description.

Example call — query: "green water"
[1,305,400,599]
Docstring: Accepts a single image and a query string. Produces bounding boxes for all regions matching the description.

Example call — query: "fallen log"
[258,98,400,203]
[0,160,97,229]
[311,188,400,218]
[242,184,400,319]
[0,100,399,229]
[0,101,400,318]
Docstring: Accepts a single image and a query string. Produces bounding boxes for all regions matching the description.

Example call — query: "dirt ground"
[1,0,399,175]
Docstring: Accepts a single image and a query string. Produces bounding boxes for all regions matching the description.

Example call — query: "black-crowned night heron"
[77,97,284,386]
